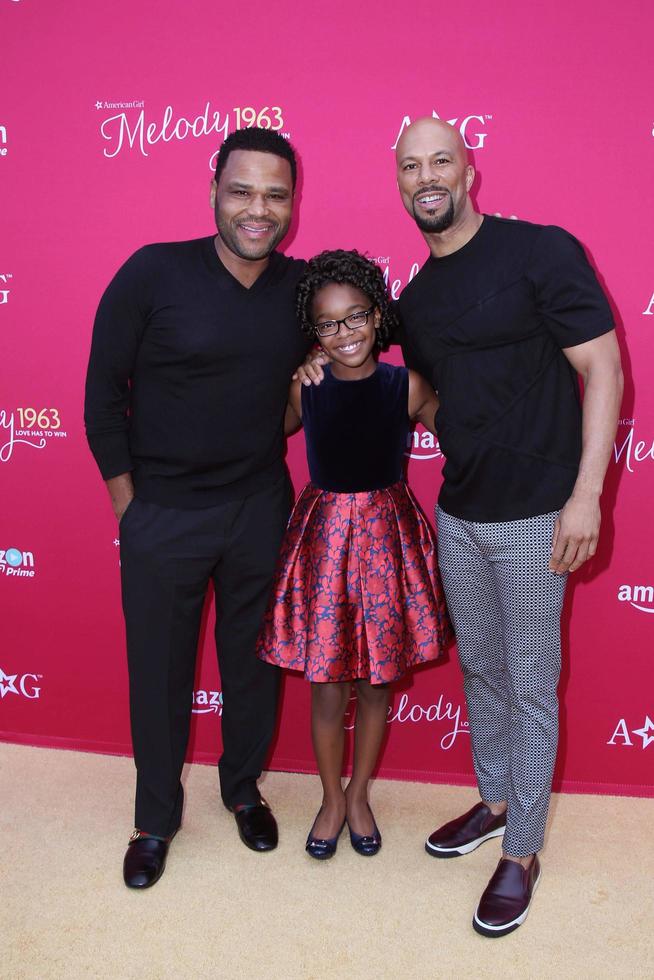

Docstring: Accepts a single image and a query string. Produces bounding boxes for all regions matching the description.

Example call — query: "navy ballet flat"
[348,817,382,857]
[305,816,346,860]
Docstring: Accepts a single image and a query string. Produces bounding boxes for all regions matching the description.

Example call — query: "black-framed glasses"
[313,306,375,338]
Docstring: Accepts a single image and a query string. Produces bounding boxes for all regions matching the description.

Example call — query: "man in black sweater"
[85,128,311,888]
[395,118,623,936]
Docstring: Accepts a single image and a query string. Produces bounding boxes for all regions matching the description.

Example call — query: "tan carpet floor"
[1,743,653,980]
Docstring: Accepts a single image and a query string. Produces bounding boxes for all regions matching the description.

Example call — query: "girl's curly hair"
[296,249,398,347]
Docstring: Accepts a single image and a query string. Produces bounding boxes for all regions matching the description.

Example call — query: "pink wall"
[2,0,652,795]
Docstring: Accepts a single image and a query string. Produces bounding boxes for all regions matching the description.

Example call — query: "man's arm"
[84,248,150,517]
[549,330,623,574]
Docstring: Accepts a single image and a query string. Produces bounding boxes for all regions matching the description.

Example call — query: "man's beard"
[216,214,286,261]
[412,193,454,233]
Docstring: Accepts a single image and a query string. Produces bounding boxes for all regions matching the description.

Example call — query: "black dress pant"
[119,475,291,837]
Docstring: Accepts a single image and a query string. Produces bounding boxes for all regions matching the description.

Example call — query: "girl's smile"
[334,338,364,354]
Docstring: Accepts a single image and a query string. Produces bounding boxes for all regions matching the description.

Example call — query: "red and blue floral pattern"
[257,481,452,684]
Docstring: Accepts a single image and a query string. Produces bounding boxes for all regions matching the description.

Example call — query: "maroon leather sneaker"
[425,802,506,858]
[473,856,541,937]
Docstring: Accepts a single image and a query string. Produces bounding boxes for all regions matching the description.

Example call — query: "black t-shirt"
[84,236,311,509]
[398,215,615,521]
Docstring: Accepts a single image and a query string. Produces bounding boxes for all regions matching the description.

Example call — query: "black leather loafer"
[123,831,173,889]
[230,799,278,852]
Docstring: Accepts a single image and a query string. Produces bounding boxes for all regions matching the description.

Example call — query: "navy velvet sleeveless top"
[301,361,410,492]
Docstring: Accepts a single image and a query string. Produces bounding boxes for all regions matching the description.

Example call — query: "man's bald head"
[395,117,477,241]
[395,117,468,167]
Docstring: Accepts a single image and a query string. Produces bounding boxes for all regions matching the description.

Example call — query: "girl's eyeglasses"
[313,307,375,338]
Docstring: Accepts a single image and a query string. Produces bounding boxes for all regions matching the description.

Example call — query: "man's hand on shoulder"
[293,349,330,386]
[549,492,601,574]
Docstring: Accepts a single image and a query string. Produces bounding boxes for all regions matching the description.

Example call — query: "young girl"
[257,250,451,859]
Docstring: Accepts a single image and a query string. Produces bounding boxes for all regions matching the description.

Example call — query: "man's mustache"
[413,187,451,205]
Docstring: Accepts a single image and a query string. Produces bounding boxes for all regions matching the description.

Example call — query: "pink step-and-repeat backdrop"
[2,0,653,796]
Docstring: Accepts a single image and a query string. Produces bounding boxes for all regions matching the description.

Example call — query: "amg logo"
[392,111,490,151]
[617,584,654,613]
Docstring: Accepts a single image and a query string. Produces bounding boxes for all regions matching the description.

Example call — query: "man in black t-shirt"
[395,118,623,937]
[85,128,311,888]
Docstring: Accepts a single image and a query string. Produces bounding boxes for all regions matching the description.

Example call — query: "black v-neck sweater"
[84,236,311,508]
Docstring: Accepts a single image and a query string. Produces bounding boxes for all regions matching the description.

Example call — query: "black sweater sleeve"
[84,248,151,480]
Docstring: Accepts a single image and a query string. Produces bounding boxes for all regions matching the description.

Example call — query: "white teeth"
[419,194,443,204]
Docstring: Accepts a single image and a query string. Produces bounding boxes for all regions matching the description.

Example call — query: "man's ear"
[209,178,217,208]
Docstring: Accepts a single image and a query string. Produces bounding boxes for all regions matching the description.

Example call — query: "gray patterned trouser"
[436,506,567,856]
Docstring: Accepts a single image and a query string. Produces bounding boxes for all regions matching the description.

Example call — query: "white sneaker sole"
[472,869,542,938]
[425,824,505,858]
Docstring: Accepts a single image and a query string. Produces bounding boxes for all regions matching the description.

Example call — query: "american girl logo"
[388,693,469,750]
[381,260,420,300]
[99,102,286,170]
[0,408,66,463]
[0,410,45,462]
[613,423,654,473]
[345,691,469,750]
[100,102,230,166]
[608,715,654,749]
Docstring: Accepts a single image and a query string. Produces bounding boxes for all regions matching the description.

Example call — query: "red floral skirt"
[256,481,452,684]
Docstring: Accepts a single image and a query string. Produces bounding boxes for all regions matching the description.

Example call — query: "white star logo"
[632,716,654,749]
[94,101,103,110]
[0,668,19,698]
[113,539,120,547]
